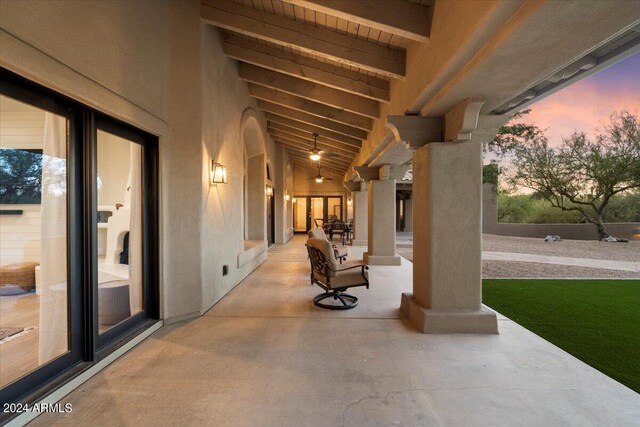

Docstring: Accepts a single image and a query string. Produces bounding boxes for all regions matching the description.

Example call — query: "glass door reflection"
[96,129,143,334]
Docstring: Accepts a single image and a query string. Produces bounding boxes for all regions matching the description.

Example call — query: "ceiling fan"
[308,133,339,161]
[307,163,334,183]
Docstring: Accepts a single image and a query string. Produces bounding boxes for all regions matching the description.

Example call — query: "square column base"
[364,252,401,265]
[400,293,498,334]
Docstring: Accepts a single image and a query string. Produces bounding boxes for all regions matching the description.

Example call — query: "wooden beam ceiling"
[291,161,344,178]
[267,127,357,157]
[283,143,352,165]
[201,0,433,177]
[275,139,354,167]
[287,155,346,176]
[239,63,379,119]
[250,85,372,131]
[221,33,390,102]
[258,100,368,140]
[281,0,433,43]
[201,0,406,79]
[264,113,362,148]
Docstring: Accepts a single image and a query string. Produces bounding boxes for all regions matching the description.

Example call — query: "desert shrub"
[530,203,584,224]
[603,192,640,222]
[497,193,535,223]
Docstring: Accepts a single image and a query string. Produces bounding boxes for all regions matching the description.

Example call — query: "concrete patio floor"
[31,236,640,426]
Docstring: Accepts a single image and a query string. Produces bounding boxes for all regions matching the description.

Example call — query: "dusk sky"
[520,51,640,145]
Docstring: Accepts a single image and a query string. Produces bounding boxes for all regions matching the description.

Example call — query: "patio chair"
[308,227,347,263]
[305,238,369,310]
[329,220,345,243]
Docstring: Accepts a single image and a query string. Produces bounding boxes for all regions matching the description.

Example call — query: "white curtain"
[38,113,68,364]
[127,144,143,315]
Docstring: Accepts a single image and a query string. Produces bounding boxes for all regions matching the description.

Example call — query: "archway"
[240,109,267,243]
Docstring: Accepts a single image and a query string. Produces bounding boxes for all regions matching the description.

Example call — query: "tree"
[487,111,640,240]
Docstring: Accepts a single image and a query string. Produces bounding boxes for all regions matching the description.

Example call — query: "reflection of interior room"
[0,95,67,387]
[96,130,143,334]
[0,96,141,388]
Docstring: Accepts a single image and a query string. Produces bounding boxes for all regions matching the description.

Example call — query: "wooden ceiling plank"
[287,154,347,174]
[238,63,379,118]
[250,84,373,131]
[290,161,344,177]
[258,100,368,140]
[264,113,361,148]
[274,138,354,165]
[267,127,357,156]
[283,0,432,43]
[222,33,390,101]
[201,0,406,78]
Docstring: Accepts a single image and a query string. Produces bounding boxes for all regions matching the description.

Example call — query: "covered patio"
[30,237,640,426]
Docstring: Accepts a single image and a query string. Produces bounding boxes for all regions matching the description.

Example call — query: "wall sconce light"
[347,198,352,206]
[211,161,227,185]
[265,185,274,197]
[284,193,290,201]
[292,197,297,203]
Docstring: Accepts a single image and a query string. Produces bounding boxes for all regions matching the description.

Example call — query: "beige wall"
[0,0,286,322]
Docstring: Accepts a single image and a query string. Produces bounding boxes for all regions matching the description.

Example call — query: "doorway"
[293,196,343,232]
[266,187,275,246]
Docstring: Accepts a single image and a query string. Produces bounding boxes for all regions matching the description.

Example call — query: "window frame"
[0,67,159,413]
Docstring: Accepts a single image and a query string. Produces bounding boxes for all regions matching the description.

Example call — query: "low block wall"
[482,184,640,240]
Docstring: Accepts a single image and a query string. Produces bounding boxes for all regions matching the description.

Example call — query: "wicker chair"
[305,238,369,310]
[0,262,39,291]
[308,227,347,263]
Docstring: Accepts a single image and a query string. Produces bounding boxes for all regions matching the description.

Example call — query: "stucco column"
[364,176,401,266]
[400,142,497,334]
[404,198,413,232]
[351,186,368,246]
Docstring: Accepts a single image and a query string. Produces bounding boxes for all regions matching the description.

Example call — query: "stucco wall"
[0,0,285,323]
[482,184,640,240]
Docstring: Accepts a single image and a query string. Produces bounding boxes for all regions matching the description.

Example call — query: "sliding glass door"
[292,196,344,232]
[0,95,72,390]
[0,68,159,413]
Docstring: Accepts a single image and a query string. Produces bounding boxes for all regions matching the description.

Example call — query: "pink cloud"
[521,78,640,146]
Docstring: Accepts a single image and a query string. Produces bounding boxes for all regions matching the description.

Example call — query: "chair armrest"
[335,264,369,273]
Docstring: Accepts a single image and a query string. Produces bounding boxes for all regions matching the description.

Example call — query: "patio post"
[351,182,368,246]
[400,141,498,333]
[404,198,413,232]
[363,165,401,265]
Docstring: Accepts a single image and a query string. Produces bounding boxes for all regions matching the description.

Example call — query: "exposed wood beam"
[282,0,433,43]
[288,155,346,175]
[276,139,353,166]
[258,100,368,140]
[267,127,357,157]
[264,113,361,148]
[288,153,346,172]
[283,144,352,166]
[239,63,379,119]
[268,122,359,153]
[221,33,390,102]
[250,85,373,131]
[201,0,406,79]
[291,161,344,178]
[271,137,355,164]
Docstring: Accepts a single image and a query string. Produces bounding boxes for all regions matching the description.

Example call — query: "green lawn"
[482,279,640,393]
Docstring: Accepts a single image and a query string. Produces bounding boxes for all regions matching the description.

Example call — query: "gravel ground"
[395,234,640,279]
[483,261,640,279]
[483,234,640,262]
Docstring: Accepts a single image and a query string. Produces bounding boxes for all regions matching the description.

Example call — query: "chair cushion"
[307,238,339,277]
[329,269,368,289]
[308,227,329,241]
